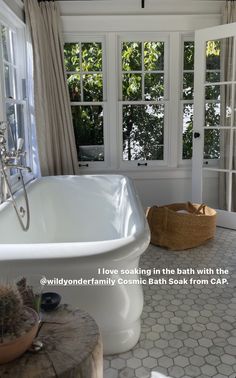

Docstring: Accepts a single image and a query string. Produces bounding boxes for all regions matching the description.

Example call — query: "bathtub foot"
[102,319,141,355]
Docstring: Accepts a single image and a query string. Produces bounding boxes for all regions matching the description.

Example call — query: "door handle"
[194,132,201,138]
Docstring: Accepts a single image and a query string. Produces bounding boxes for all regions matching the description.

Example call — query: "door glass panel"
[205,38,234,83]
[205,84,233,127]
[182,103,193,159]
[204,129,231,168]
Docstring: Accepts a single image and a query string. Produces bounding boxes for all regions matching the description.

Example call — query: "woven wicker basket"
[146,202,217,251]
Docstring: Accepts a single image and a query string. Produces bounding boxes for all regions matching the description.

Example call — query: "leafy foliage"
[64,39,222,162]
[71,105,103,161]
[64,42,103,161]
[122,41,165,160]
[123,105,164,160]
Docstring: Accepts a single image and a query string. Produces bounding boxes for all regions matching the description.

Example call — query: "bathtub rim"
[0,174,150,261]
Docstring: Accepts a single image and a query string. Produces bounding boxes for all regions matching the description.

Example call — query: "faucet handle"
[17,138,24,152]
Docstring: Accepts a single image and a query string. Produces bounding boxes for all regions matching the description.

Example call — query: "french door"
[192,22,236,229]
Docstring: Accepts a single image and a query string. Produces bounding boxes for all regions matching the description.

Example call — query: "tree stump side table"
[0,305,103,378]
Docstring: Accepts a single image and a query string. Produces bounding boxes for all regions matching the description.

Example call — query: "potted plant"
[0,282,40,364]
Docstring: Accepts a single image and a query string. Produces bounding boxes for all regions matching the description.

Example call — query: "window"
[64,40,105,165]
[0,21,31,178]
[120,39,167,164]
[63,32,222,175]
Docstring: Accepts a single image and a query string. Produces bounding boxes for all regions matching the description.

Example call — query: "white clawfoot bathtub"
[0,175,150,354]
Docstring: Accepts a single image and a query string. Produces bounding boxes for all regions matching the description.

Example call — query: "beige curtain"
[24,0,78,176]
[219,1,236,211]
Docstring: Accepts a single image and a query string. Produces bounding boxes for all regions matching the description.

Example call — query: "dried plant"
[0,284,23,342]
[16,277,41,314]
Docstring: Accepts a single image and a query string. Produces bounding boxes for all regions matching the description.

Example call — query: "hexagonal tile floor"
[104,227,236,378]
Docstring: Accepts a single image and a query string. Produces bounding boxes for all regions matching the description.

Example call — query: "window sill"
[77,165,192,179]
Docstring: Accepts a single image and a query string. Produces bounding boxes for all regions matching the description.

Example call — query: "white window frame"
[64,30,222,179]
[117,32,169,170]
[0,7,34,190]
[63,34,109,170]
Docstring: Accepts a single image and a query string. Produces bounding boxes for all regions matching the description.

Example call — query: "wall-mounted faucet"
[0,121,31,231]
[0,122,31,202]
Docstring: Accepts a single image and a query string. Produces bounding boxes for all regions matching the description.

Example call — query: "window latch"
[79,163,89,167]
[137,162,147,166]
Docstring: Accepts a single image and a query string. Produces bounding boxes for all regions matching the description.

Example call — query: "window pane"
[182,103,193,159]
[144,42,164,71]
[206,71,220,83]
[1,25,9,62]
[82,43,102,72]
[183,72,194,100]
[122,42,142,71]
[205,85,220,101]
[144,73,164,100]
[123,73,142,100]
[184,41,194,70]
[71,105,104,161]
[206,40,220,70]
[67,74,81,102]
[83,74,103,101]
[64,43,80,72]
[205,103,220,127]
[123,104,164,160]
[204,129,220,159]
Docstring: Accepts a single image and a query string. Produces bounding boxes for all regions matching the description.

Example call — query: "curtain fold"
[24,0,78,176]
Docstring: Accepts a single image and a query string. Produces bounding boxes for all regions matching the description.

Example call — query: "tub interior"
[0,175,142,244]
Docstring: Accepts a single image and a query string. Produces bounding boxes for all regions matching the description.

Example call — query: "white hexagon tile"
[104,227,236,378]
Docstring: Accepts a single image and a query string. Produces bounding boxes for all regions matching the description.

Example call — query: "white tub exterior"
[0,175,150,354]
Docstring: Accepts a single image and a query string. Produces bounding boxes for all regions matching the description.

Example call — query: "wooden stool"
[0,305,103,378]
